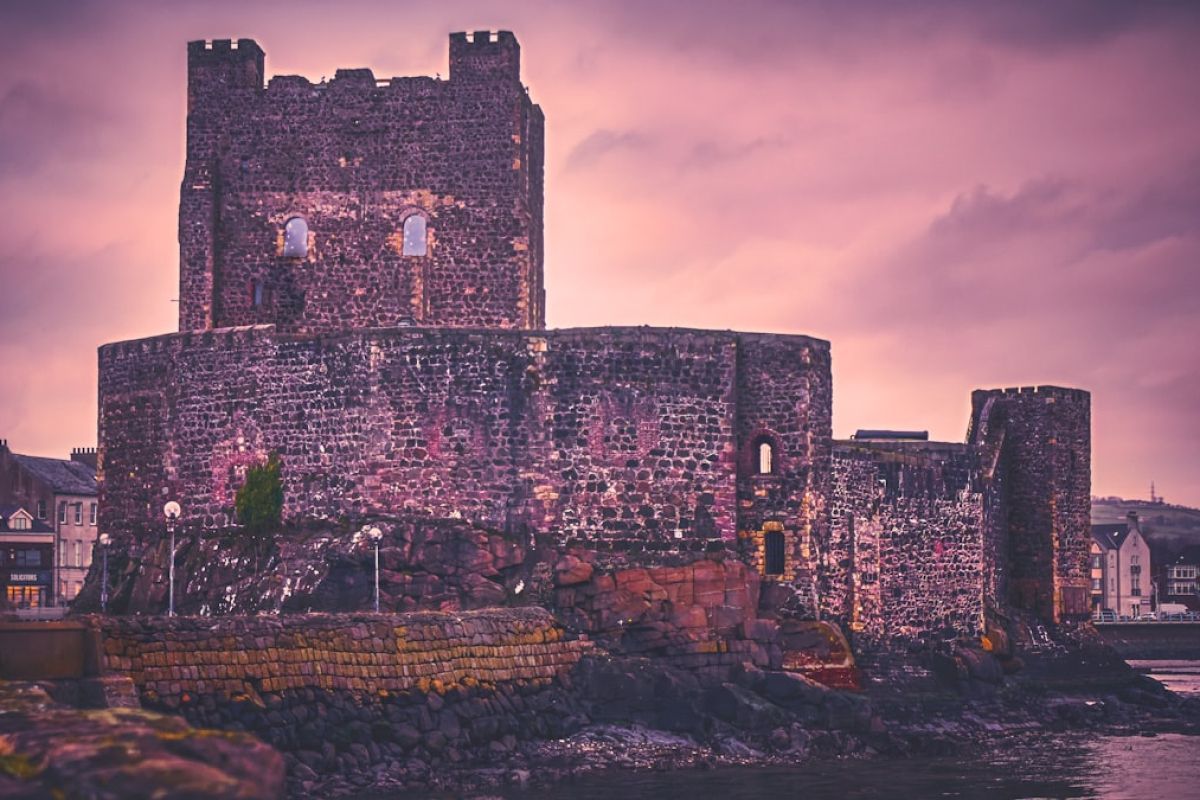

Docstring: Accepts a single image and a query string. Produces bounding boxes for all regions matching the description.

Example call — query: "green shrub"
[235,453,283,535]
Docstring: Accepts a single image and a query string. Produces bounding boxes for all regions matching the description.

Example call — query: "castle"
[97,32,1092,642]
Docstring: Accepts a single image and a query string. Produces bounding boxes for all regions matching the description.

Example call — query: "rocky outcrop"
[0,680,283,799]
[75,516,532,616]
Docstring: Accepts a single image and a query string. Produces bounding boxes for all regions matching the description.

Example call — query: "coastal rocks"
[76,516,533,617]
[554,555,593,587]
[0,680,284,799]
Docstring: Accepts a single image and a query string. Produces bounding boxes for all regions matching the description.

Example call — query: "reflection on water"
[510,734,1200,800]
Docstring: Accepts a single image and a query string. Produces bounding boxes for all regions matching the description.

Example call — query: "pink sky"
[1,0,1197,505]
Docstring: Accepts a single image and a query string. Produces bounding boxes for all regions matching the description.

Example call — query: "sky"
[0,0,1197,506]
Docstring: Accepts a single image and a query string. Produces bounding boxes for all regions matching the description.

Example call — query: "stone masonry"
[180,33,543,333]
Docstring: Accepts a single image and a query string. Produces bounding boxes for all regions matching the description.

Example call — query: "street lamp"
[98,533,111,613]
[367,526,383,613]
[164,501,181,617]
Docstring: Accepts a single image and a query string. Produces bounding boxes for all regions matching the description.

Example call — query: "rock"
[0,680,284,799]
[554,556,594,587]
[703,683,787,730]
[955,645,1003,684]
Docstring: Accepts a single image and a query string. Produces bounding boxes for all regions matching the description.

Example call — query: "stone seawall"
[98,608,589,703]
[93,609,594,785]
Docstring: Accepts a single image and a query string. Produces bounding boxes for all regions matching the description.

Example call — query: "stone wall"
[551,555,777,675]
[94,609,590,779]
[97,326,830,585]
[98,608,586,701]
[180,32,544,334]
[827,442,986,644]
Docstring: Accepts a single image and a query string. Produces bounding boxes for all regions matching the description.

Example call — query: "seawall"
[1096,623,1200,660]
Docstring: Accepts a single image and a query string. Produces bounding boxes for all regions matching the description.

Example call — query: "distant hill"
[1092,497,1200,564]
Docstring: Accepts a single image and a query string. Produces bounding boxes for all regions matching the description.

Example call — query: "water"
[1133,660,1200,696]
[502,663,1200,800]
[506,734,1200,800]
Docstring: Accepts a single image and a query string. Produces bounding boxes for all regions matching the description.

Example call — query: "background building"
[1159,545,1200,611]
[0,440,99,603]
[1091,511,1152,618]
[0,505,55,608]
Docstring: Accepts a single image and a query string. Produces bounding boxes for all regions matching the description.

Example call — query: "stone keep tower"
[970,386,1092,624]
[179,32,545,334]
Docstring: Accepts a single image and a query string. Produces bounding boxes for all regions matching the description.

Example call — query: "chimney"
[71,447,98,470]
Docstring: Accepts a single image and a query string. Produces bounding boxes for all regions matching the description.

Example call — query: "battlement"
[974,385,1090,403]
[187,38,264,93]
[449,30,520,82]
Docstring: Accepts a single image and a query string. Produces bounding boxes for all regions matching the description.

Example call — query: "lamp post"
[367,526,383,613]
[164,501,181,617]
[98,533,111,613]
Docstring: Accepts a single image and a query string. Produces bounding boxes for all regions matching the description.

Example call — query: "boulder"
[0,680,284,799]
[704,683,788,730]
[553,556,594,587]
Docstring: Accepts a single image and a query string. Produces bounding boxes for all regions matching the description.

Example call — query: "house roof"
[11,454,97,496]
[1092,523,1133,551]
[0,505,55,533]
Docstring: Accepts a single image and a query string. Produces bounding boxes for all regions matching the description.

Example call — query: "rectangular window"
[74,503,82,525]
[1091,555,1102,569]
[74,541,82,568]
[15,550,42,567]
[764,529,786,576]
[59,501,67,524]
[1092,578,1102,591]
[89,503,97,525]
[37,500,46,519]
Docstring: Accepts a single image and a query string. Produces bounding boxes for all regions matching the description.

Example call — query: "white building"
[1091,512,1152,618]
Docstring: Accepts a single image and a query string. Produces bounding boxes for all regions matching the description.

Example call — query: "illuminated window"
[283,217,308,258]
[752,436,777,475]
[402,214,427,256]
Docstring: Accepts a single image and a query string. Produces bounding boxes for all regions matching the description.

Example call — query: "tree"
[235,453,283,535]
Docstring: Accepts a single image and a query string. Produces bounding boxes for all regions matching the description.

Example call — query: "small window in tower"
[283,217,308,258]
[757,440,774,475]
[402,214,427,256]
[764,530,785,576]
[252,281,265,308]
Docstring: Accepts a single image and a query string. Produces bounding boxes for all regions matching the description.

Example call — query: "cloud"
[0,82,115,178]
[565,129,654,170]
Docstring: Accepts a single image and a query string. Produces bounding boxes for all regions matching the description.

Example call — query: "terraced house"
[0,440,99,604]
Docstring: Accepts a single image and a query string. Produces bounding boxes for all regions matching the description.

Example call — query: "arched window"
[283,217,308,258]
[757,440,774,475]
[402,214,427,256]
